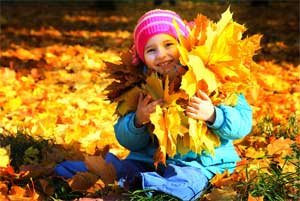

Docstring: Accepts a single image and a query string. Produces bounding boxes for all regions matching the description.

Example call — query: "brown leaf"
[85,155,116,185]
[205,186,237,200]
[38,179,55,196]
[68,172,98,192]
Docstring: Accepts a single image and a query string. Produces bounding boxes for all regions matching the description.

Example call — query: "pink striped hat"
[133,9,189,63]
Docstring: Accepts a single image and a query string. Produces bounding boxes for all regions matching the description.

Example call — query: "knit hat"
[133,9,189,63]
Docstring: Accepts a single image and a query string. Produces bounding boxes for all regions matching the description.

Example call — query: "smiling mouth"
[157,60,173,67]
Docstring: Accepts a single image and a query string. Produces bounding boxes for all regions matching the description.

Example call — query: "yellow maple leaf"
[150,106,168,167]
[142,73,164,100]
[0,146,10,168]
[163,75,187,106]
[181,55,217,97]
[245,147,265,159]
[188,118,220,155]
[151,105,185,166]
[116,86,142,116]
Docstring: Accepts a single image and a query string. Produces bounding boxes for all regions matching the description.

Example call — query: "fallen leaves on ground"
[0,1,299,200]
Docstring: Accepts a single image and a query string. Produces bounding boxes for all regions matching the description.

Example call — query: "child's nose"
[157,47,167,58]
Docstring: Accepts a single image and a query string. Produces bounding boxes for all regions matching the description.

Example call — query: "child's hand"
[134,93,163,128]
[186,90,216,123]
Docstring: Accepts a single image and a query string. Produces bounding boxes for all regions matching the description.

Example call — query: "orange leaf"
[210,169,233,187]
[248,194,264,201]
[267,137,294,157]
[8,185,26,198]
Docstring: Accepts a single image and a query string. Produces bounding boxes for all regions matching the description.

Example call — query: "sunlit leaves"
[266,137,294,157]
[143,73,164,100]
[0,146,10,168]
[0,44,122,156]
[181,54,218,96]
[116,86,142,116]
[171,7,262,161]
[1,3,299,200]
[150,105,184,167]
[178,7,261,99]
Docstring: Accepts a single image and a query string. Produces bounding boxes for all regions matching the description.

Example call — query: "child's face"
[144,34,180,75]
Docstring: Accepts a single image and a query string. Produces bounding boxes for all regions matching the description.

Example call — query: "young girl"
[55,9,253,200]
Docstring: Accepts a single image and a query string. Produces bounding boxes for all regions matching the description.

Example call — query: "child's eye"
[146,48,155,53]
[166,42,174,47]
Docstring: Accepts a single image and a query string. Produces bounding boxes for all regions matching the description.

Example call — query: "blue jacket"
[114,94,252,179]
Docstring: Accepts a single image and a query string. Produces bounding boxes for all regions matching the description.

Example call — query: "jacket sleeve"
[207,94,253,140]
[114,112,152,151]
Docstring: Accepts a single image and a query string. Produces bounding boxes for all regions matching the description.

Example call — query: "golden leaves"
[1,3,299,200]
[266,137,294,157]
[116,86,142,116]
[0,146,10,168]
[111,8,265,166]
[143,73,164,100]
[159,7,262,164]
[179,8,261,95]
[0,45,123,156]
[181,54,218,96]
[150,105,183,167]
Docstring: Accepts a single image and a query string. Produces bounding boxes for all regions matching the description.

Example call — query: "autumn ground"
[0,0,299,200]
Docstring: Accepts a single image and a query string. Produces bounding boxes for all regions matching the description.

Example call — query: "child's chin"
[163,66,176,73]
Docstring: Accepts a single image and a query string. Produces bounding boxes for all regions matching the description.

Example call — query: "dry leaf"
[267,137,294,157]
[85,155,117,185]
[68,172,98,192]
[205,186,237,200]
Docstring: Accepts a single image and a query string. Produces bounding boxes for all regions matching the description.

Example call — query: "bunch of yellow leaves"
[152,8,261,166]
[105,8,262,167]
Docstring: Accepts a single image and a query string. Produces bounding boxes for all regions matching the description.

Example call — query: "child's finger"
[138,93,143,103]
[148,99,163,112]
[186,106,195,113]
[142,94,152,105]
[188,101,200,110]
[196,90,210,101]
[190,96,201,104]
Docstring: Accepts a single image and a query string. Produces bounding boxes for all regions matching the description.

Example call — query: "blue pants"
[55,152,208,200]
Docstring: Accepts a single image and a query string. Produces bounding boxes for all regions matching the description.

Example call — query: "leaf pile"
[0,44,123,155]
[0,1,299,200]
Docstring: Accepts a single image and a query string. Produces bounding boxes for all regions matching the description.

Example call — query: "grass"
[237,159,299,201]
